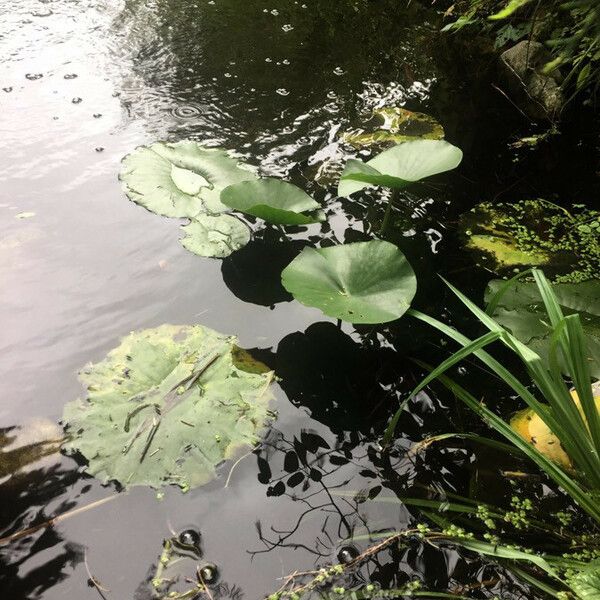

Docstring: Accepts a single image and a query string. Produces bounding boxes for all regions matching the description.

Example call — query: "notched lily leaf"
[281,240,417,324]
[338,139,463,198]
[119,141,257,218]
[180,214,251,258]
[221,178,325,225]
[62,324,275,491]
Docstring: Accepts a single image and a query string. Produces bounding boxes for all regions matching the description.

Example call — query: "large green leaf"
[119,141,257,218]
[220,178,325,225]
[62,324,275,490]
[337,139,463,197]
[180,214,251,258]
[461,199,600,283]
[485,279,600,378]
[281,240,416,324]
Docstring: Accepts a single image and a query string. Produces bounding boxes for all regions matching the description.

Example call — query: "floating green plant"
[221,178,325,225]
[119,141,257,218]
[486,278,600,378]
[179,214,251,258]
[62,324,275,490]
[342,107,445,148]
[281,240,416,324]
[461,199,600,283]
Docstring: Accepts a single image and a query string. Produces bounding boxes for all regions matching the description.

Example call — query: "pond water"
[2,1,597,599]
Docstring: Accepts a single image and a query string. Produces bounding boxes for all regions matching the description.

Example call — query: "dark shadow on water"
[221,238,307,307]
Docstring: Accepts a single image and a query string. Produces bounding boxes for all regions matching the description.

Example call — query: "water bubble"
[178,529,201,549]
[270,9,279,15]
[333,67,345,76]
[275,88,289,96]
[265,57,272,63]
[64,73,78,80]
[224,72,232,78]
[72,97,82,104]
[198,563,219,584]
[457,366,467,376]
[282,24,293,32]
[282,59,290,65]
[171,104,202,119]
[337,546,359,564]
[25,73,43,80]
[3,87,12,93]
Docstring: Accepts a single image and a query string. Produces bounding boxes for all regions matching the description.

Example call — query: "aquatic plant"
[342,107,445,148]
[385,270,600,525]
[281,240,417,324]
[461,199,600,282]
[179,213,251,258]
[220,178,325,225]
[62,324,275,491]
[485,277,600,378]
[120,141,257,218]
[338,139,462,234]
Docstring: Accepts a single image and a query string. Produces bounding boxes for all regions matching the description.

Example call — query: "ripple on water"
[171,103,203,119]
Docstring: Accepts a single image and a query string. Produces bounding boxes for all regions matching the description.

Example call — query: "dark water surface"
[1,1,581,598]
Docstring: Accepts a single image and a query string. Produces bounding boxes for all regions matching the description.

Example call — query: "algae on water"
[461,199,600,283]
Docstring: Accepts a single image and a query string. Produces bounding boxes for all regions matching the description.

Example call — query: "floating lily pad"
[180,214,251,258]
[486,278,600,378]
[461,200,600,282]
[343,107,445,148]
[281,240,416,324]
[120,141,257,218]
[221,178,325,225]
[62,324,275,490]
[338,139,463,197]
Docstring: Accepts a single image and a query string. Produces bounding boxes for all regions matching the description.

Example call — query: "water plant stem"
[380,189,399,236]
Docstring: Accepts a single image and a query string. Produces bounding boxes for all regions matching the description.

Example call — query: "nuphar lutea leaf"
[62,324,275,490]
[281,240,416,324]
[120,141,257,218]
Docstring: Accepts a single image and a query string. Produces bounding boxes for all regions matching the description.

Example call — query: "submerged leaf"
[461,200,600,282]
[511,386,600,470]
[119,141,257,218]
[62,324,275,490]
[221,178,325,225]
[281,240,416,324]
[486,279,600,377]
[343,107,445,148]
[180,214,251,258]
[338,139,463,197]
